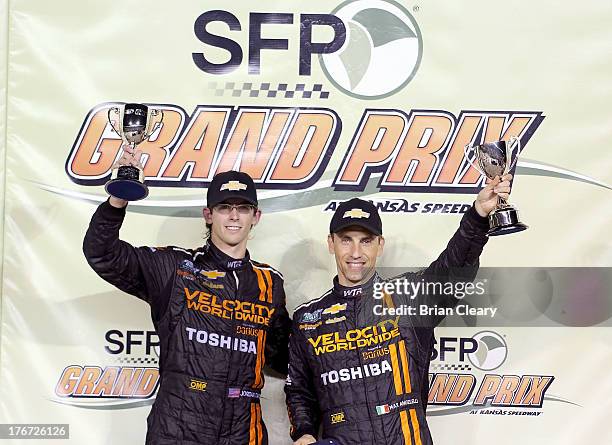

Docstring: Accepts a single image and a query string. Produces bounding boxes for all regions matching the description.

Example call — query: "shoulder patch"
[294,289,333,314]
[250,260,284,280]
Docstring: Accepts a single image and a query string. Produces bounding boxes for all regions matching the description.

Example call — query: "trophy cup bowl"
[105,103,163,201]
[464,137,528,236]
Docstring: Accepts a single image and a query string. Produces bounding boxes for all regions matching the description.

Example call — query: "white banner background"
[0,0,611,444]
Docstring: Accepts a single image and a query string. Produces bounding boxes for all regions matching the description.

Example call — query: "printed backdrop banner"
[1,0,611,444]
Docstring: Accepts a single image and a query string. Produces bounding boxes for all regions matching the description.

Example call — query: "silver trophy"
[105,103,163,201]
[464,136,528,236]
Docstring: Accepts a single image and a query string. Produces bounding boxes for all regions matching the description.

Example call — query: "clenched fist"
[108,144,144,208]
[474,173,513,217]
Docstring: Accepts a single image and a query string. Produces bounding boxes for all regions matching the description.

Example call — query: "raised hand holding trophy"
[464,136,528,236]
[105,103,163,201]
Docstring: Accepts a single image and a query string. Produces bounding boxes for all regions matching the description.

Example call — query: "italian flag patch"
[376,405,391,415]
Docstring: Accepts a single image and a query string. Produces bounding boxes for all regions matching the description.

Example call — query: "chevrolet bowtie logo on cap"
[330,198,382,235]
[343,208,370,219]
[220,180,247,191]
[207,171,258,208]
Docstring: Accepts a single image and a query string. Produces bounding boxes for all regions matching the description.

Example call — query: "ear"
[327,233,335,255]
[377,236,385,257]
[251,209,262,228]
[203,207,213,224]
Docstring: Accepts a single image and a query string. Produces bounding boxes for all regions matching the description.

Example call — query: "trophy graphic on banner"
[105,103,164,201]
[464,136,528,236]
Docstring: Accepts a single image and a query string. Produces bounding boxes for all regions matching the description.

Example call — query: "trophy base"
[105,165,148,201]
[487,206,528,236]
[105,179,149,201]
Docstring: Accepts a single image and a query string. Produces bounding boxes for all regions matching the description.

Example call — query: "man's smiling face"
[328,226,385,286]
[204,198,261,248]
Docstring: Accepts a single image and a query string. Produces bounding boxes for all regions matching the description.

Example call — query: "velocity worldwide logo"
[321,0,422,99]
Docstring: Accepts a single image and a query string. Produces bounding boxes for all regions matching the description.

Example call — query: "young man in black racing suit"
[84,144,290,445]
[285,174,513,445]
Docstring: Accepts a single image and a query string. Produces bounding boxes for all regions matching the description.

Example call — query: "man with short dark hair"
[84,145,290,445]
[285,175,512,445]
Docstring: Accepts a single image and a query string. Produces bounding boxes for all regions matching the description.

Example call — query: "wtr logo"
[321,0,422,99]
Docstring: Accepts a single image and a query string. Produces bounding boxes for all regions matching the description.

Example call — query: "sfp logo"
[67,105,542,194]
[54,330,160,401]
[432,331,507,371]
[192,0,423,100]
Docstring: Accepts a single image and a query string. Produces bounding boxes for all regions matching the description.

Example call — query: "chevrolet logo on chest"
[323,303,347,315]
[201,270,226,280]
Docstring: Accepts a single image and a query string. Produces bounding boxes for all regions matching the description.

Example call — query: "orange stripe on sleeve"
[409,408,422,445]
[253,268,267,302]
[399,340,412,393]
[389,343,403,396]
[249,403,257,445]
[256,403,263,445]
[399,410,413,445]
[262,269,273,303]
[253,330,267,389]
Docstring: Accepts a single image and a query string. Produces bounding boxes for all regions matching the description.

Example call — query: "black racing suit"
[285,205,489,445]
[83,200,291,445]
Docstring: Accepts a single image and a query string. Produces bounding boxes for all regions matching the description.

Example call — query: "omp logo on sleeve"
[330,412,346,424]
[189,379,208,392]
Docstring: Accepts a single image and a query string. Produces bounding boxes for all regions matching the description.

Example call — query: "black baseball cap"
[329,198,382,235]
[207,171,258,208]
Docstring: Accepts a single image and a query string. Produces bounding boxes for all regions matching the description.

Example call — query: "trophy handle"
[463,143,487,177]
[506,136,521,172]
[108,106,129,145]
[145,108,164,139]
